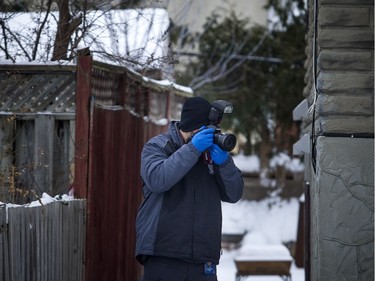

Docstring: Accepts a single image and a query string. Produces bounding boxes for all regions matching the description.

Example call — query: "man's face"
[182,128,201,143]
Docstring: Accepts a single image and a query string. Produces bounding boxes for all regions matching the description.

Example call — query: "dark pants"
[141,256,218,281]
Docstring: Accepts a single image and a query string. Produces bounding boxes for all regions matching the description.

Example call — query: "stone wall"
[297,0,374,280]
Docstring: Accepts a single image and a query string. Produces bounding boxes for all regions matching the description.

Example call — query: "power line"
[174,51,283,64]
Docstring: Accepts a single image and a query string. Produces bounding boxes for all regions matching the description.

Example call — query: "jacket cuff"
[187,142,202,156]
[217,156,231,167]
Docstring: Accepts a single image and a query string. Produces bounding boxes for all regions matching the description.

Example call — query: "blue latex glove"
[209,143,228,165]
[191,127,214,152]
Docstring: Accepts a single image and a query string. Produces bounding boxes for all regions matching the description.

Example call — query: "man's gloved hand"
[191,127,214,152]
[209,143,228,165]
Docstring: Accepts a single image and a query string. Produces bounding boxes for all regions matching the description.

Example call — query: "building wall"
[301,0,374,280]
[3,0,268,29]
[166,0,268,32]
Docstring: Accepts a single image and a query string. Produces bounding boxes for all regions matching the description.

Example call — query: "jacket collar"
[168,121,185,148]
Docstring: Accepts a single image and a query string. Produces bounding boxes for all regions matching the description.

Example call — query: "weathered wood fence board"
[0,66,76,204]
[0,116,75,204]
[0,200,86,281]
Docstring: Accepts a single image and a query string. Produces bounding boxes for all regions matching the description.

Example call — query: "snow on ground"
[218,198,304,280]
[232,151,304,175]
[221,198,300,245]
[0,192,75,209]
[219,152,305,280]
[232,153,261,173]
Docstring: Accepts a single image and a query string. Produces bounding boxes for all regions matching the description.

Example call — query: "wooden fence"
[0,52,193,281]
[0,65,76,204]
[0,200,86,281]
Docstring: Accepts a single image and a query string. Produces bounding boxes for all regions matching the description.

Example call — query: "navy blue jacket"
[135,121,244,265]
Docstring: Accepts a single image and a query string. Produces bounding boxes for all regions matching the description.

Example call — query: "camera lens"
[214,133,237,152]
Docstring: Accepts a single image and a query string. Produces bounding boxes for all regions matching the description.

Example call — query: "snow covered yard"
[218,198,305,281]
[216,152,306,280]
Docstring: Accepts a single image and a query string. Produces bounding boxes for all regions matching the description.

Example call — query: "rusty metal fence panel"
[0,200,86,281]
[74,55,191,281]
[84,61,170,281]
[86,106,144,281]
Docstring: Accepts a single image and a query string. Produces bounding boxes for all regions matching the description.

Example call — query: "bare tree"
[52,0,82,60]
[0,0,172,76]
[0,0,272,85]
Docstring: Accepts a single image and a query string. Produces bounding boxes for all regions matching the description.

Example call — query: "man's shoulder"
[145,131,178,156]
[147,132,170,146]
[143,132,172,153]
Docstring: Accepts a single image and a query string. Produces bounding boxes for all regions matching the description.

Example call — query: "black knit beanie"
[180,97,212,132]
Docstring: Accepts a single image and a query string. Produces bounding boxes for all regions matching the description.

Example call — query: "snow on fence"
[0,199,86,281]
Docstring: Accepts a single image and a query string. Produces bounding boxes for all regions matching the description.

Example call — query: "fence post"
[74,48,92,199]
[0,204,9,281]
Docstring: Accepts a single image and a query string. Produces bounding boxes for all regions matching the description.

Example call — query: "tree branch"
[0,17,32,61]
[189,31,270,90]
[32,0,53,60]
[0,18,13,61]
[52,0,82,61]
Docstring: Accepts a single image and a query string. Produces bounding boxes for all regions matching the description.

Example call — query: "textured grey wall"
[298,0,374,280]
[313,137,373,280]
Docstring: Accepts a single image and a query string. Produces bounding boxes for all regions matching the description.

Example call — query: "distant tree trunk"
[243,131,252,155]
[52,0,82,61]
[259,125,271,170]
[274,122,299,155]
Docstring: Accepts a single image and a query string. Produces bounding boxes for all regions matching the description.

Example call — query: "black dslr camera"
[208,100,237,152]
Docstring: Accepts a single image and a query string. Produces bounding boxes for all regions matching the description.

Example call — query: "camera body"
[208,100,237,152]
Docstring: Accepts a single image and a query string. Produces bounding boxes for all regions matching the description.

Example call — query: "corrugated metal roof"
[0,63,76,115]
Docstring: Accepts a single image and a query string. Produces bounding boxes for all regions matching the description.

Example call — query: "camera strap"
[203,151,214,174]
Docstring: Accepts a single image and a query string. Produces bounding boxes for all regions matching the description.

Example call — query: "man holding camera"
[136,96,244,281]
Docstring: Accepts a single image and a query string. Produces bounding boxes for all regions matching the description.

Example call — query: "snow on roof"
[80,8,171,68]
[0,8,170,69]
